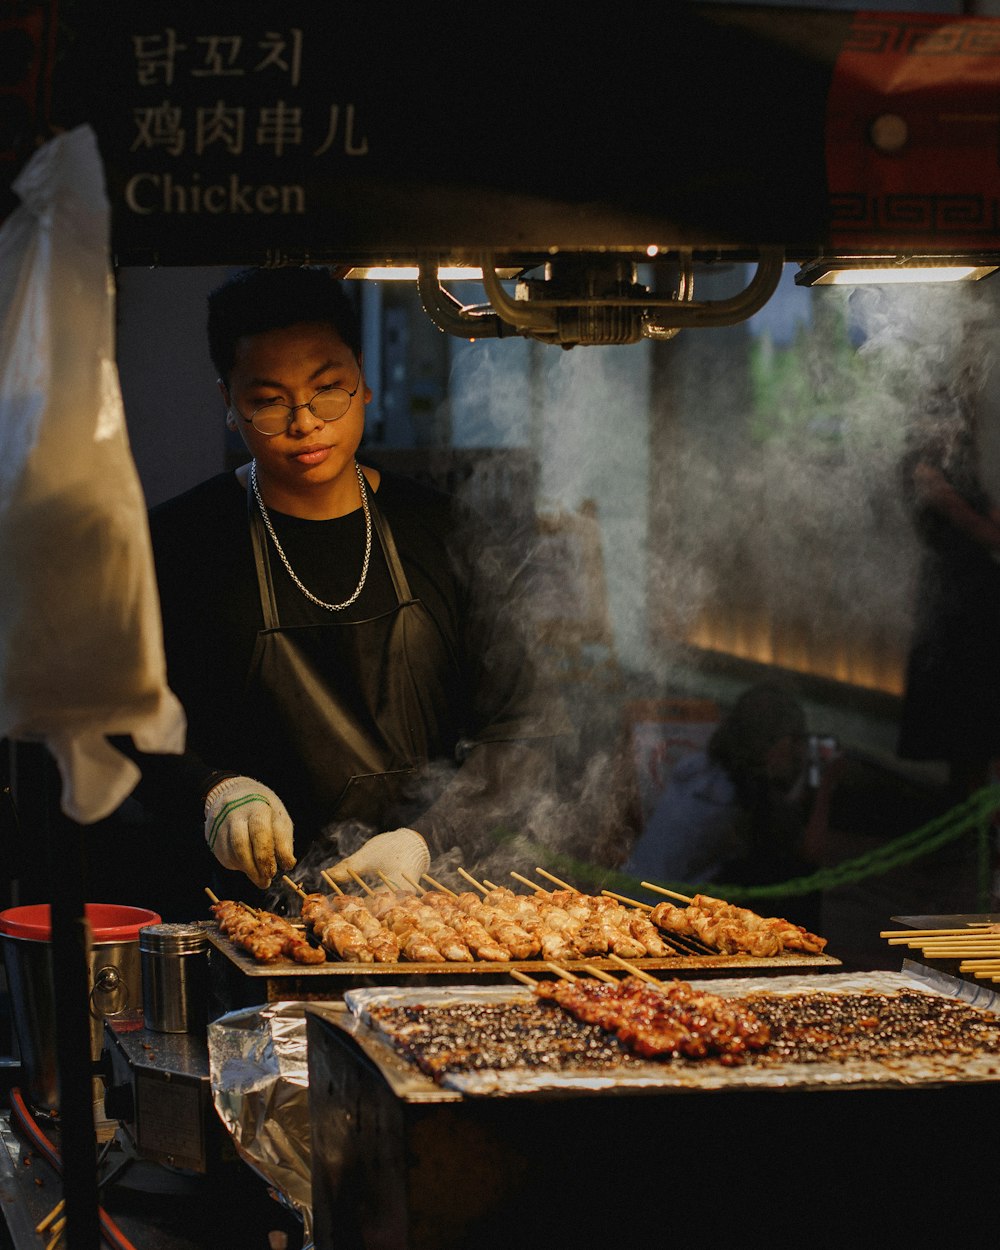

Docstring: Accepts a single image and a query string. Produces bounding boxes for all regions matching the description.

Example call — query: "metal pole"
[45,759,101,1249]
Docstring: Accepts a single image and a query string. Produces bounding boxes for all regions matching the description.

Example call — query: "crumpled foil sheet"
[207,1001,313,1245]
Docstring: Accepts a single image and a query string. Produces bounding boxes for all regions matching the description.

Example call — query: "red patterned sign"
[828,12,1000,252]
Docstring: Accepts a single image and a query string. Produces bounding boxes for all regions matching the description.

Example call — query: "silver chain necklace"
[250,458,372,611]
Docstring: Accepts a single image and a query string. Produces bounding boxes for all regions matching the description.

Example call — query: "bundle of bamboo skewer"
[881,923,1000,981]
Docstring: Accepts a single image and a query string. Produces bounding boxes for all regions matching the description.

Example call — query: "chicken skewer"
[297,891,376,962]
[294,876,468,962]
[647,898,783,956]
[527,869,680,958]
[290,871,387,939]
[209,892,328,964]
[534,869,826,958]
[504,876,671,959]
[689,892,828,954]
[641,881,827,955]
[379,900,472,962]
[531,965,771,1061]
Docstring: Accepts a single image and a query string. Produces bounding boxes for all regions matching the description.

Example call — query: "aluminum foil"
[207,1001,313,1246]
[344,969,1000,1097]
[902,957,1000,1012]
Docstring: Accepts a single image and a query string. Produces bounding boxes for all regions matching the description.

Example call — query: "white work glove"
[204,776,295,889]
[325,827,430,886]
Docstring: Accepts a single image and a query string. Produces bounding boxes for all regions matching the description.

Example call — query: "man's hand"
[325,828,430,886]
[204,776,295,888]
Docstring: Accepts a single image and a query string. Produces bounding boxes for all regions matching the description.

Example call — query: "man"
[128,266,559,914]
[897,398,1000,800]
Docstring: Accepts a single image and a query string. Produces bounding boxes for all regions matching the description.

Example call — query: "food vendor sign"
[11,3,1000,263]
[26,0,846,262]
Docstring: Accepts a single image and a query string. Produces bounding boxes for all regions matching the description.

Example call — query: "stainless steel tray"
[204,925,841,978]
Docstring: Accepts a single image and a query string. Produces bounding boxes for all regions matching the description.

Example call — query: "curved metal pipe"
[644,249,695,341]
[642,248,784,334]
[419,249,784,345]
[416,262,511,338]
[479,253,559,334]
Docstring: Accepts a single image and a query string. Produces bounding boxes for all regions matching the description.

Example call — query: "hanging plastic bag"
[0,125,186,823]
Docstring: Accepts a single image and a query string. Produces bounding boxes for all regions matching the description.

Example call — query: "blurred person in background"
[622,681,842,929]
[897,393,1000,801]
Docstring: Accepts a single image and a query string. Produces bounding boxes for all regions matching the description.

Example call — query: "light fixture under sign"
[344,265,521,282]
[796,257,999,287]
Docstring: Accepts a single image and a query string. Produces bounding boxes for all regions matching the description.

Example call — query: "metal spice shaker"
[139,923,209,1034]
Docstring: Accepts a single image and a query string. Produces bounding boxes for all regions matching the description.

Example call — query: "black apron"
[241,486,464,840]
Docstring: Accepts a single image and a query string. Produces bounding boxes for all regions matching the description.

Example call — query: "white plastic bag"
[0,125,185,822]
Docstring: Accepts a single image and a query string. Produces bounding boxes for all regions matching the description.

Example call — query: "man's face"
[223,320,371,508]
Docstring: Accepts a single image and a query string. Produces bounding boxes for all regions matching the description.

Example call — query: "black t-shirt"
[133,467,559,855]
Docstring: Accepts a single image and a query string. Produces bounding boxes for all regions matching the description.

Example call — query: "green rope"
[495,783,1000,910]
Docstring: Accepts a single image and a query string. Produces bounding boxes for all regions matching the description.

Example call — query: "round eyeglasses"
[234,367,363,436]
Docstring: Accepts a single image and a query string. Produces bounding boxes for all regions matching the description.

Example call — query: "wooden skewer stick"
[885,930,990,940]
[915,943,1000,954]
[934,945,1000,956]
[886,941,1000,953]
[545,961,578,982]
[35,1198,65,1235]
[320,869,344,895]
[482,879,502,891]
[509,969,538,988]
[421,872,457,897]
[400,872,425,894]
[934,955,1000,965]
[457,866,489,895]
[927,955,1000,964]
[204,887,221,904]
[582,963,618,984]
[640,882,694,904]
[45,1215,67,1250]
[510,870,546,893]
[282,874,308,900]
[346,866,375,896]
[607,952,660,984]
[377,869,401,891]
[535,867,576,891]
[601,889,653,911]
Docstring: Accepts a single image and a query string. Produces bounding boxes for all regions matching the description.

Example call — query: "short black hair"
[207,266,362,383]
[709,680,806,778]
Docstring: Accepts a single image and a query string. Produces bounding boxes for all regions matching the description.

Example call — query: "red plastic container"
[0,902,161,1108]
[0,902,161,942]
